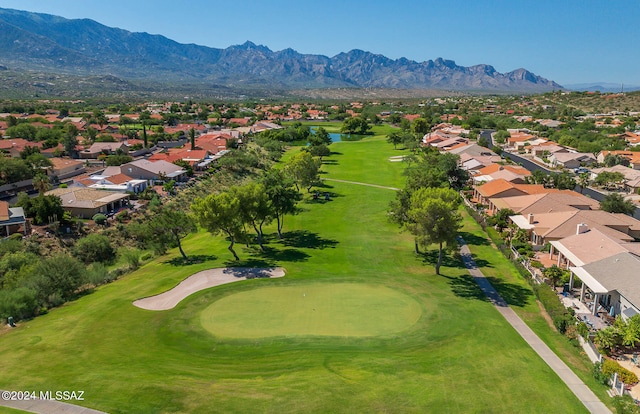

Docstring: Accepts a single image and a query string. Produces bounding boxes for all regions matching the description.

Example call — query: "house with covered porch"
[570,252,640,320]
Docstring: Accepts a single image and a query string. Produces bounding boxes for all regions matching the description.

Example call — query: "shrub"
[73,234,115,264]
[602,359,639,385]
[93,213,108,226]
[0,287,39,321]
[86,263,113,286]
[592,362,609,385]
[116,210,130,222]
[612,395,640,414]
[533,283,574,333]
[119,248,141,270]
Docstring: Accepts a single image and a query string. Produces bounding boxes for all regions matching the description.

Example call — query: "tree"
[285,151,321,192]
[600,193,636,215]
[230,182,273,251]
[407,187,463,275]
[105,154,133,166]
[17,193,63,225]
[489,208,515,231]
[142,123,148,148]
[493,130,510,145]
[260,169,301,239]
[73,234,116,264]
[577,172,590,194]
[32,173,51,195]
[412,118,430,136]
[404,150,469,191]
[340,117,370,135]
[189,128,196,150]
[63,123,79,157]
[142,206,197,260]
[310,127,331,146]
[307,144,331,161]
[386,132,403,149]
[594,327,619,354]
[399,118,411,132]
[542,265,565,289]
[618,315,640,348]
[548,171,576,190]
[595,171,625,190]
[192,191,245,261]
[28,254,86,305]
[604,153,630,167]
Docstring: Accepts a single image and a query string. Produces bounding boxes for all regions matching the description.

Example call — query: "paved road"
[457,237,611,414]
[0,391,106,414]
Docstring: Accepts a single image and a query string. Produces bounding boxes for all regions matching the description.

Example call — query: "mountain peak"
[0,7,563,93]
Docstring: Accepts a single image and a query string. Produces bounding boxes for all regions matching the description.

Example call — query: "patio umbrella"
[610,306,616,317]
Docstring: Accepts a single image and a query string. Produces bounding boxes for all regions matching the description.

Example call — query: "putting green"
[200,283,422,338]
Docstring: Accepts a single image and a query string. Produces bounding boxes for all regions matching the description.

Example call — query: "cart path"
[457,236,611,414]
[0,391,106,414]
[322,178,400,191]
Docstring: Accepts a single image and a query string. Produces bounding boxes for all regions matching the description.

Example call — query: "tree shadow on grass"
[164,254,217,266]
[417,249,466,269]
[322,159,339,165]
[260,246,310,262]
[222,256,276,269]
[446,273,531,308]
[279,230,339,250]
[486,276,531,308]
[448,274,489,302]
[458,231,491,247]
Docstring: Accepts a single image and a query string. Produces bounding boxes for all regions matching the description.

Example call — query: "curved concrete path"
[0,391,106,414]
[457,236,611,414]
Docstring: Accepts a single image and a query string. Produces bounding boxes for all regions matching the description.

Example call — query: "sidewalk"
[457,237,611,414]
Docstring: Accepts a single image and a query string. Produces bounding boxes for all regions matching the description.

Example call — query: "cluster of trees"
[594,314,640,355]
[389,148,468,274]
[0,232,123,322]
[191,169,301,260]
[524,169,576,190]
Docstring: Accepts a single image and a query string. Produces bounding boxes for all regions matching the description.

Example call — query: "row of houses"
[447,128,640,322]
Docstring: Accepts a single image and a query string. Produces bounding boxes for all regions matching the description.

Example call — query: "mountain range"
[0,7,563,95]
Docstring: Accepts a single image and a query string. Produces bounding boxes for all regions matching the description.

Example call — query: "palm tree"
[32,173,51,195]
[594,327,619,354]
[577,172,590,194]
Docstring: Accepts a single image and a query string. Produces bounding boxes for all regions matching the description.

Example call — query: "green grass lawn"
[0,135,592,413]
[200,283,422,338]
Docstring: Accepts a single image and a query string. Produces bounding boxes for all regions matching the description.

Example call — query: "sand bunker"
[133,267,285,311]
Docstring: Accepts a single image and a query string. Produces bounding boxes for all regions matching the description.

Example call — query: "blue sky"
[1,0,638,86]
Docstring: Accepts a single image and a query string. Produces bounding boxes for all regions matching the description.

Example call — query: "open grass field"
[0,133,598,413]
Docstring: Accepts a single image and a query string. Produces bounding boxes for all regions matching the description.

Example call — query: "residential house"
[0,201,27,237]
[509,209,640,246]
[119,159,187,182]
[81,173,148,193]
[47,158,86,180]
[490,191,599,215]
[549,152,596,169]
[79,142,129,159]
[570,252,640,319]
[0,139,42,158]
[46,187,130,219]
[597,150,640,169]
[473,179,548,214]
